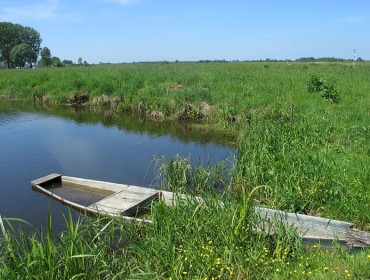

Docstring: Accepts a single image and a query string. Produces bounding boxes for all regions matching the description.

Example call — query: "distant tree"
[10,43,35,68]
[62,59,74,65]
[39,47,52,67]
[52,57,63,67]
[83,60,88,66]
[0,22,42,68]
[78,57,83,65]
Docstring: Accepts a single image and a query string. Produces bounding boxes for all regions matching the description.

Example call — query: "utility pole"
[353,49,356,66]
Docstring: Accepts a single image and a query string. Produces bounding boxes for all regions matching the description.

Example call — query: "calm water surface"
[0,101,236,231]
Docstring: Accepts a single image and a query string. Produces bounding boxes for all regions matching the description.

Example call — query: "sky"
[1,0,370,64]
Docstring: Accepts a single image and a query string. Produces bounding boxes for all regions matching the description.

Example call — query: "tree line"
[0,22,88,68]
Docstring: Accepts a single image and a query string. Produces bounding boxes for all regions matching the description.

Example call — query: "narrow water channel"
[0,101,236,231]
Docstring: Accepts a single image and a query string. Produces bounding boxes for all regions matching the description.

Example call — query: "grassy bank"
[1,62,369,278]
[1,62,369,128]
[1,193,369,279]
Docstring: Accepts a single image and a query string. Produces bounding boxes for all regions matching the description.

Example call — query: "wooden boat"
[32,174,370,251]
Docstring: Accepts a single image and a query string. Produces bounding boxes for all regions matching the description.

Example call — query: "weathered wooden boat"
[32,174,370,251]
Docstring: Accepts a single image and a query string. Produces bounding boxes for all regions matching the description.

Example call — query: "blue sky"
[1,0,369,63]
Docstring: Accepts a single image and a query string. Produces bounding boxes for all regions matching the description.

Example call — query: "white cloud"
[0,0,59,21]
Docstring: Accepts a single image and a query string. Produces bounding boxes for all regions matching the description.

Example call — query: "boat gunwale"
[31,174,153,224]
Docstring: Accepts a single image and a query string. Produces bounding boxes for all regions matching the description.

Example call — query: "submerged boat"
[32,174,370,251]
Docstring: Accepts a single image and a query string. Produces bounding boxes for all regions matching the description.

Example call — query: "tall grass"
[234,121,369,227]
[1,62,370,127]
[1,189,369,279]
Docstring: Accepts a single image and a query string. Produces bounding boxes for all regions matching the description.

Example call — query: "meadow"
[0,62,369,279]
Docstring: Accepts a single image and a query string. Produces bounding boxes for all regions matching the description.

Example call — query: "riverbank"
[1,62,368,128]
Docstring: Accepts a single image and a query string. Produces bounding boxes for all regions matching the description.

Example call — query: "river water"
[0,100,236,231]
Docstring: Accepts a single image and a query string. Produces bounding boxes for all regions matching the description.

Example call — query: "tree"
[78,57,83,65]
[10,43,35,68]
[52,57,63,67]
[0,22,42,68]
[20,26,42,65]
[0,22,22,68]
[39,47,52,67]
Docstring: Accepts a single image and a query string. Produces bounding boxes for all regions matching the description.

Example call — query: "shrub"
[307,73,339,103]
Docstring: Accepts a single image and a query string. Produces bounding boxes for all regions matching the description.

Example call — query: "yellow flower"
[324,266,329,270]
[182,271,187,275]
[275,268,280,272]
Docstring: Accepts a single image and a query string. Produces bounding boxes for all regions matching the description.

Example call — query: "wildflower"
[324,266,329,271]
[368,254,370,259]
[275,268,280,272]
[208,240,213,245]
[182,271,188,275]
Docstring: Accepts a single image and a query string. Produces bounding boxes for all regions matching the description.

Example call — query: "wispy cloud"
[104,0,141,6]
[343,16,367,23]
[0,0,59,21]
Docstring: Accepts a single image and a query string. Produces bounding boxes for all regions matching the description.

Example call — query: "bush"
[307,73,340,103]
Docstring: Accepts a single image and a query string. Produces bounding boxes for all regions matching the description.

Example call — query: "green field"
[1,62,369,279]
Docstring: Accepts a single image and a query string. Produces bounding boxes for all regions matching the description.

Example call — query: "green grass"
[1,61,369,278]
[1,62,369,127]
